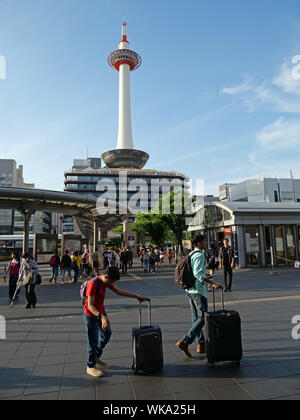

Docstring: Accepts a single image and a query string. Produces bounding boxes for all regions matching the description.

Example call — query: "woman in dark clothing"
[3,252,20,301]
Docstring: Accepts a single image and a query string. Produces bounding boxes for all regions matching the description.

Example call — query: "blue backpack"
[80,277,101,306]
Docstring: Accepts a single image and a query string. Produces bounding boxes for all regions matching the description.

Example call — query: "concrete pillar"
[93,220,98,252]
[21,210,33,255]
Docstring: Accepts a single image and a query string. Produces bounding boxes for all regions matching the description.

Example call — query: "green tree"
[159,190,195,247]
[132,213,169,247]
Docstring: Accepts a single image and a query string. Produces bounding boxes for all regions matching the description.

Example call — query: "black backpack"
[174,250,201,290]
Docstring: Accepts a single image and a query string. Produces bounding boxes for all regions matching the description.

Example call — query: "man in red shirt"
[83,266,146,378]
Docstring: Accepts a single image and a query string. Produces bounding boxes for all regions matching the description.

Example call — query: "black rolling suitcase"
[132,299,163,374]
[205,289,242,368]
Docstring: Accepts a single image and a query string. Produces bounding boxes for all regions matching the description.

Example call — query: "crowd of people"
[138,246,174,273]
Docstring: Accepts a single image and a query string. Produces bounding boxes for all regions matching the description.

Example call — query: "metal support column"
[93,220,98,253]
[259,225,266,267]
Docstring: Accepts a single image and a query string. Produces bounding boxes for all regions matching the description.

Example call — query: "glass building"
[220,177,300,203]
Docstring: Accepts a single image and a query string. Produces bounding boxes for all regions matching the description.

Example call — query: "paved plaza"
[0,262,300,400]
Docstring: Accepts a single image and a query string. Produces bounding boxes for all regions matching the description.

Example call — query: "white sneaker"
[86,366,104,378]
[96,360,108,370]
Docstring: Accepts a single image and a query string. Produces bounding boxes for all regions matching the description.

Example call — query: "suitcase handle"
[212,288,225,312]
[139,298,152,327]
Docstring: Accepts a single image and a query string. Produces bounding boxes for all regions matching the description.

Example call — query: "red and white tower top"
[108,20,142,72]
[102,20,149,169]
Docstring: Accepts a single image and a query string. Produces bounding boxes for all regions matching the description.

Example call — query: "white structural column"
[117,62,134,150]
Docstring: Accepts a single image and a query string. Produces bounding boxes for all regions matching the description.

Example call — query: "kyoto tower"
[101,19,149,169]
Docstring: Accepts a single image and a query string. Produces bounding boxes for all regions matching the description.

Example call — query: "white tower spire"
[108,20,142,150]
[103,20,149,169]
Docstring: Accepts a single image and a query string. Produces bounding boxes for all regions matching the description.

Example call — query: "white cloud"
[220,76,253,95]
[273,56,300,94]
[221,55,300,114]
[256,117,300,150]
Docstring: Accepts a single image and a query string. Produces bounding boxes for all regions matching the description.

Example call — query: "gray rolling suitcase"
[205,289,242,368]
[132,299,163,373]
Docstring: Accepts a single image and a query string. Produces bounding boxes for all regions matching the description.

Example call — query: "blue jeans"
[83,313,112,368]
[150,261,156,272]
[73,267,79,283]
[50,266,59,283]
[183,294,208,346]
[61,267,72,283]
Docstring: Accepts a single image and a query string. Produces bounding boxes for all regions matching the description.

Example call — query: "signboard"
[33,234,58,265]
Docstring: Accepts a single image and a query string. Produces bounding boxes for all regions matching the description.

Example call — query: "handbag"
[35,274,42,285]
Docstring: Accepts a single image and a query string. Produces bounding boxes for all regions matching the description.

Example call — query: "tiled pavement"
[1,263,300,400]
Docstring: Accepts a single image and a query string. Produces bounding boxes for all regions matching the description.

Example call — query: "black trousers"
[25,284,37,307]
[9,275,19,300]
[121,262,128,273]
[223,265,233,290]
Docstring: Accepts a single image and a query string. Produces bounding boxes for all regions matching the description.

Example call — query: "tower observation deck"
[101,20,149,169]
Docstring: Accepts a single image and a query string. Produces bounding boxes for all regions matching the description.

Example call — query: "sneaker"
[176,339,192,358]
[96,360,108,370]
[197,343,206,354]
[86,366,104,378]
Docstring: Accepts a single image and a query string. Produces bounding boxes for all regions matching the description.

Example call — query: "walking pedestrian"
[92,248,99,275]
[120,247,129,273]
[61,250,72,284]
[18,253,40,309]
[176,235,222,357]
[149,247,157,274]
[83,266,146,378]
[113,249,120,268]
[219,238,235,292]
[49,252,60,284]
[82,250,90,277]
[206,243,218,292]
[142,250,149,272]
[127,248,133,269]
[160,248,165,269]
[72,251,82,283]
[103,247,110,270]
[167,249,173,266]
[3,252,20,301]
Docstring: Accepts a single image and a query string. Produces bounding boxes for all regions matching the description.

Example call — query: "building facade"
[189,201,300,268]
[0,159,53,235]
[220,177,300,203]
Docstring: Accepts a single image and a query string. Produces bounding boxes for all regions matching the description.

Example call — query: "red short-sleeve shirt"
[83,278,112,317]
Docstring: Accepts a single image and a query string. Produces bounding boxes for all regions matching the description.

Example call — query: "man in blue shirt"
[177,235,223,357]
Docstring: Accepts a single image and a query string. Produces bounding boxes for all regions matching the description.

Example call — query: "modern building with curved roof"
[189,201,300,268]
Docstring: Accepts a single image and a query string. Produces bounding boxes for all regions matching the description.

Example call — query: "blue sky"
[1,0,300,195]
